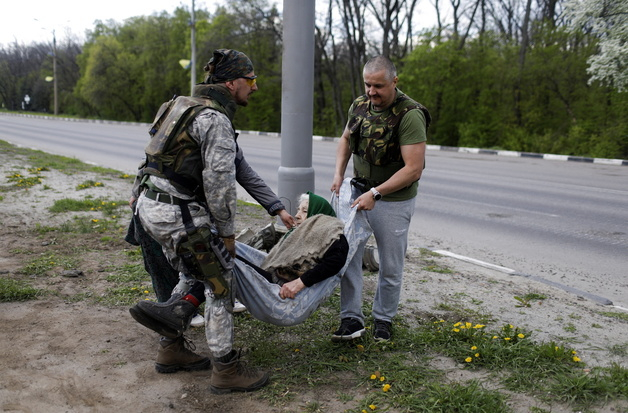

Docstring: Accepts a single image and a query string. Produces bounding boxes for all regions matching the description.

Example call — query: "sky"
[0,0,227,46]
[1,0,440,47]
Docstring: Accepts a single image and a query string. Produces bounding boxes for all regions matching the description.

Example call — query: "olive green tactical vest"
[348,91,431,201]
[143,89,233,197]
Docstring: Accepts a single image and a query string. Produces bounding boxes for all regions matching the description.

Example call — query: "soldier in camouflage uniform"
[330,55,431,343]
[132,49,282,394]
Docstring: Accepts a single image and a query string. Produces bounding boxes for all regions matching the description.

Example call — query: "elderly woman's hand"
[279,278,306,299]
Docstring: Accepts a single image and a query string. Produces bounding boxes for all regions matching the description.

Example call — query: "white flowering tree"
[563,0,627,92]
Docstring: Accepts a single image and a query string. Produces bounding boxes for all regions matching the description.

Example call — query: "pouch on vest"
[176,226,231,298]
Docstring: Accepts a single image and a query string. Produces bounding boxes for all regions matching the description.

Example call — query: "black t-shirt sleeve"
[300,235,349,287]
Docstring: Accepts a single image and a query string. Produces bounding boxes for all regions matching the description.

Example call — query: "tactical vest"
[142,92,232,198]
[348,92,431,200]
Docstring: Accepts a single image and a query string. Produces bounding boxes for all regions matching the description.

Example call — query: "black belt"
[144,188,185,205]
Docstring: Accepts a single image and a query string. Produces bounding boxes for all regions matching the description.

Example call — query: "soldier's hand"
[277,209,296,229]
[221,236,236,258]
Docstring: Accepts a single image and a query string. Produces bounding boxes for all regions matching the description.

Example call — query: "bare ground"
[0,151,626,413]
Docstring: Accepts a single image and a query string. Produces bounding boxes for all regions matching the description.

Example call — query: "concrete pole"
[190,0,197,94]
[278,0,316,214]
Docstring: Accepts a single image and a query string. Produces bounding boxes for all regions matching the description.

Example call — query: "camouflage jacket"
[142,84,238,237]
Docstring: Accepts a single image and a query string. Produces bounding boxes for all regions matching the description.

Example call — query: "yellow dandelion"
[572,350,577,354]
[144,290,149,294]
[555,346,560,351]
[369,404,377,410]
[465,322,472,329]
[452,328,460,332]
[356,344,365,352]
[504,337,511,341]
[473,324,485,329]
[453,322,461,327]
[112,202,116,206]
[382,384,391,392]
[465,357,473,362]
[518,333,525,339]
[379,376,385,382]
[475,353,480,358]
[92,219,99,223]
[573,356,581,362]
[101,201,106,205]
[492,336,498,339]
[471,346,477,350]
[294,348,300,352]
[370,374,377,380]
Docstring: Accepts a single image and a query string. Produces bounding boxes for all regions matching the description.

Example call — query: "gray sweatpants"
[339,196,416,323]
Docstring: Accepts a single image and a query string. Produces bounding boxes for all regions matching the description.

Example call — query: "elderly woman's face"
[295,199,309,226]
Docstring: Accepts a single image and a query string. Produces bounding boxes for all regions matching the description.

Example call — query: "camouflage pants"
[125,212,179,303]
[136,193,234,358]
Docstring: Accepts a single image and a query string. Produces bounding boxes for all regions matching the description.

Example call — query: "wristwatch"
[370,187,382,201]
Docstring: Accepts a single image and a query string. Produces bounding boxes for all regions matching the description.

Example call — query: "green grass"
[3,139,626,412]
[49,198,126,215]
[96,261,153,306]
[230,302,628,411]
[20,253,80,276]
[230,282,627,411]
[0,139,122,175]
[0,278,43,301]
[76,179,105,190]
[600,311,628,322]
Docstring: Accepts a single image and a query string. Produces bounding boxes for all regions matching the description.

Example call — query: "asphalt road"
[2,114,627,308]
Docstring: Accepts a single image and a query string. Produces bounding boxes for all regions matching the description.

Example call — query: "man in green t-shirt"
[330,55,430,342]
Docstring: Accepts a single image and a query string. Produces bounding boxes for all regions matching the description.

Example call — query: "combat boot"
[155,336,211,374]
[209,350,270,394]
[129,299,196,338]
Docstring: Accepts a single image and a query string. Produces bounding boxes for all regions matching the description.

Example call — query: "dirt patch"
[0,151,626,412]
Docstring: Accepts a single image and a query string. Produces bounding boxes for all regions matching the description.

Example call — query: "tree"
[563,0,628,92]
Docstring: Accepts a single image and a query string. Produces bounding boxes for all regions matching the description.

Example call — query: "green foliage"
[402,29,628,158]
[3,1,627,158]
[0,278,42,302]
[49,198,126,216]
[407,381,512,412]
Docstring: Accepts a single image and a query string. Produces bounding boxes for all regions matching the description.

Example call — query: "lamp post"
[52,29,58,115]
[37,19,59,115]
[190,0,196,94]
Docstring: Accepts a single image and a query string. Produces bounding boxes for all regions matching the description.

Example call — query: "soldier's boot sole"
[209,373,269,394]
[129,305,181,339]
[155,358,211,374]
